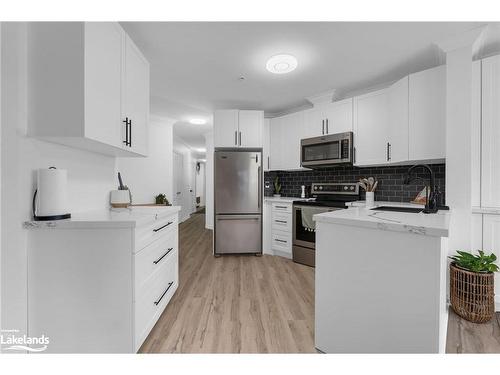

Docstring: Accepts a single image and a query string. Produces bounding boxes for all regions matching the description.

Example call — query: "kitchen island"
[314,206,450,353]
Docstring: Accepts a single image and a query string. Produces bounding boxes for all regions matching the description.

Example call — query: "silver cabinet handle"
[388,143,391,161]
[386,142,390,161]
[354,147,356,164]
[258,166,261,208]
[267,156,270,169]
[239,131,242,146]
[154,282,173,305]
[153,248,173,265]
[234,131,238,145]
[326,119,329,134]
[322,120,325,135]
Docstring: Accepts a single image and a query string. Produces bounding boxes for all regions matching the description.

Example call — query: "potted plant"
[155,193,170,206]
[449,250,498,323]
[273,176,282,197]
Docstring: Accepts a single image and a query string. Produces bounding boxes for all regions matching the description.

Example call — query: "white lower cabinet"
[26,208,180,353]
[263,201,293,258]
[481,214,500,310]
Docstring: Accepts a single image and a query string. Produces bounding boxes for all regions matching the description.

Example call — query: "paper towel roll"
[36,168,69,217]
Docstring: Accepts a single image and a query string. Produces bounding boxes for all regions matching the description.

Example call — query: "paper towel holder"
[32,166,72,221]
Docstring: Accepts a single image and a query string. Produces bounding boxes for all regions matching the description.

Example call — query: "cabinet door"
[387,76,409,163]
[408,65,446,161]
[269,117,283,170]
[263,118,271,171]
[84,22,124,148]
[353,89,389,165]
[214,110,239,148]
[324,98,353,134]
[482,215,500,306]
[471,60,482,207]
[239,110,263,148]
[305,107,327,138]
[123,34,149,156]
[481,55,500,208]
[280,111,305,170]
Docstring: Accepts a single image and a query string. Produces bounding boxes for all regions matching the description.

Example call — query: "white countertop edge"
[313,207,449,238]
[264,196,310,203]
[472,206,500,215]
[23,206,182,229]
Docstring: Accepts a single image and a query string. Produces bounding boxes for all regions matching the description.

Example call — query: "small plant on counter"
[155,193,170,205]
[273,176,282,197]
[449,250,498,273]
[449,250,498,323]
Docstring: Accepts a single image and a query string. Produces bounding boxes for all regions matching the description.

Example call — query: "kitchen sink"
[370,206,424,213]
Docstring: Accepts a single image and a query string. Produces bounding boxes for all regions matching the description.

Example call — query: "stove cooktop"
[293,183,360,208]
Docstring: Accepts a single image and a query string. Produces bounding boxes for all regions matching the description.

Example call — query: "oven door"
[293,205,339,249]
[301,132,353,167]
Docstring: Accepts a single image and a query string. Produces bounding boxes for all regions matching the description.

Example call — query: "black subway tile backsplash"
[264,163,446,204]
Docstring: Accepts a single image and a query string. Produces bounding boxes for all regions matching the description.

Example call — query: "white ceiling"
[121,22,499,149]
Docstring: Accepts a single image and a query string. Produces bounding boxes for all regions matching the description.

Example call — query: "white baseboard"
[273,249,292,259]
[205,224,213,230]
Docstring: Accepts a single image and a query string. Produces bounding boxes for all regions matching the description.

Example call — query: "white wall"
[195,162,206,207]
[204,132,214,230]
[116,119,174,205]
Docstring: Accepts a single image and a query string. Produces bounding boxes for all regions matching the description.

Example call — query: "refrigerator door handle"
[258,166,261,208]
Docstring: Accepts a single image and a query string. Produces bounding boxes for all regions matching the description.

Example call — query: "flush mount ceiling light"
[266,54,298,74]
[189,118,206,125]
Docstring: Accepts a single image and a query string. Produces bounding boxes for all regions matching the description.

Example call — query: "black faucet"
[403,164,439,214]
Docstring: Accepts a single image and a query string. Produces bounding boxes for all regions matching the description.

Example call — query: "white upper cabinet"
[305,98,353,138]
[471,60,482,207]
[481,55,500,208]
[213,110,239,147]
[213,110,263,148]
[387,76,409,163]
[269,111,305,170]
[263,118,271,171]
[27,22,149,157]
[353,88,389,166]
[239,110,263,148]
[408,65,446,161]
[123,34,150,156]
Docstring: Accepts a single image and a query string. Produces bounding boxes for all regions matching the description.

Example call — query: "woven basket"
[450,262,495,323]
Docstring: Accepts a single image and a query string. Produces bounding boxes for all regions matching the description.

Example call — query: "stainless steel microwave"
[300,132,353,168]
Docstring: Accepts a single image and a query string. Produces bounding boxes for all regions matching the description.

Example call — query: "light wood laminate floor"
[140,212,500,353]
[139,212,315,353]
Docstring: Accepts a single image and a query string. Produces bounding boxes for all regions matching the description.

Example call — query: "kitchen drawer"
[272,202,292,214]
[134,251,178,350]
[134,230,178,291]
[271,211,292,233]
[135,213,178,252]
[271,230,292,254]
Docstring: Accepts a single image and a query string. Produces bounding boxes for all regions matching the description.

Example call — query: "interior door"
[173,152,184,214]
[215,151,261,214]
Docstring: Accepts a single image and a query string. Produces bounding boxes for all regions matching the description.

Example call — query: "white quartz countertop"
[264,196,311,203]
[347,200,425,209]
[24,206,181,229]
[314,206,449,237]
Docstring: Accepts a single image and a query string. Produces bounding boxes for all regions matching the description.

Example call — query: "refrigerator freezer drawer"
[215,214,262,254]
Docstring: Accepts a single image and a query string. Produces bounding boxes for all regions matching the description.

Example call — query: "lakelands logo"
[1,329,49,352]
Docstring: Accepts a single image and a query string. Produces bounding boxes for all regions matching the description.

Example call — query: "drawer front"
[135,229,178,291]
[135,213,178,252]
[271,211,292,233]
[271,230,292,253]
[272,202,292,214]
[134,251,178,351]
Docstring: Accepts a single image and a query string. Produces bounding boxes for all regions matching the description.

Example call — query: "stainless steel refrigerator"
[214,149,262,255]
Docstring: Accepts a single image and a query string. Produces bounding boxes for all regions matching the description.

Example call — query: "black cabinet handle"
[129,119,132,147]
[275,239,287,243]
[153,221,173,232]
[123,117,129,146]
[153,248,173,265]
[154,282,174,306]
[322,120,325,135]
[235,131,237,145]
[275,205,288,209]
[239,131,242,146]
[275,220,287,224]
[326,119,329,134]
[267,156,270,169]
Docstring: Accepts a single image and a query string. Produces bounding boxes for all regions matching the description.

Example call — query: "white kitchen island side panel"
[315,221,446,353]
[28,227,134,353]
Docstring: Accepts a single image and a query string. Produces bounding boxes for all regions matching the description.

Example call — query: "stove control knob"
[344,186,348,190]
[319,186,323,190]
[314,186,318,190]
[350,186,355,191]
